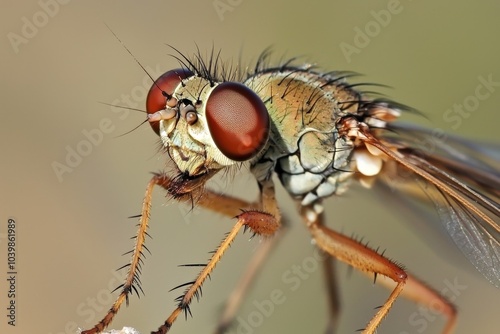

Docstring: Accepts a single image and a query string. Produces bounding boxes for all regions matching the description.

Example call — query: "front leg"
[82,174,165,334]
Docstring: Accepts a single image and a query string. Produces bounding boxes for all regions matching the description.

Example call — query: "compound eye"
[205,82,269,161]
[146,68,193,134]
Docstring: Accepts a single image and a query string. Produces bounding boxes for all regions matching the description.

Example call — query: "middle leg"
[157,174,287,334]
[153,176,283,333]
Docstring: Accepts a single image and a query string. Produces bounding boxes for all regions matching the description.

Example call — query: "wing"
[387,122,500,197]
[358,123,500,287]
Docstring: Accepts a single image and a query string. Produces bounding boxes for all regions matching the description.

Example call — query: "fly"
[81,41,499,334]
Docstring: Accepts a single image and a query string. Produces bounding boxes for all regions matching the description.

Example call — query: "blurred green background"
[1,1,499,334]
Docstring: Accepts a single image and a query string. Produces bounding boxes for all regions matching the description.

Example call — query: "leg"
[214,225,286,334]
[82,175,162,334]
[301,205,456,334]
[322,256,340,334]
[81,173,275,334]
[317,214,340,334]
[372,274,456,333]
[160,176,286,334]
[154,178,281,333]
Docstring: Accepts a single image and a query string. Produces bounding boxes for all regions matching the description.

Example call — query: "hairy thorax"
[245,69,363,206]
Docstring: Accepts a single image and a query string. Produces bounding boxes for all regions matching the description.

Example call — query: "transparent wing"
[423,176,500,287]
[388,122,500,197]
[360,125,500,287]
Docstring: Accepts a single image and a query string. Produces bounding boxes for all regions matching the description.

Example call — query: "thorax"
[244,69,361,206]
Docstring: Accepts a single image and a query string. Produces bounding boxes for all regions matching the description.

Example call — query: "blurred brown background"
[1,1,499,334]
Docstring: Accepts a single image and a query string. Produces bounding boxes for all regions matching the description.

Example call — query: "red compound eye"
[146,68,193,134]
[205,82,269,161]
